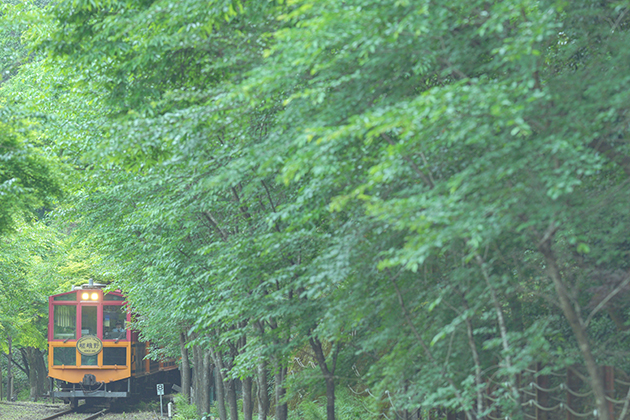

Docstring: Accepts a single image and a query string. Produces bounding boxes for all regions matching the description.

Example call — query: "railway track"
[40,407,109,420]
[1,399,157,420]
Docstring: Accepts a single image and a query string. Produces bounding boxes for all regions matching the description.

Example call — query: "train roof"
[50,279,123,297]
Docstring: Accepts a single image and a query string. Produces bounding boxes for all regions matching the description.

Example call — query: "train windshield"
[103,305,127,340]
[53,305,76,340]
[81,306,97,337]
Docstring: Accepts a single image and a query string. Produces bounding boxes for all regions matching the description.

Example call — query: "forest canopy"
[1,0,630,419]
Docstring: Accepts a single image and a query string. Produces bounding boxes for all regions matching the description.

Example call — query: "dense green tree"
[0,220,66,400]
[0,0,61,234]
[2,0,630,419]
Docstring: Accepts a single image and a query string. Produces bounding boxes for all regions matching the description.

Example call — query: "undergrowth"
[173,388,368,420]
[288,389,369,420]
[173,393,199,420]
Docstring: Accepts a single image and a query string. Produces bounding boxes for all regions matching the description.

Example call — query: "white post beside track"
[157,383,165,417]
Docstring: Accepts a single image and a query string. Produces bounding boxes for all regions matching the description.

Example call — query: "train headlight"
[82,292,89,300]
[91,292,98,300]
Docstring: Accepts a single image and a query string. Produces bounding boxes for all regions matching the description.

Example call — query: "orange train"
[48,281,178,407]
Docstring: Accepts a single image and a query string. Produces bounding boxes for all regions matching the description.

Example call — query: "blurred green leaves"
[2,0,630,417]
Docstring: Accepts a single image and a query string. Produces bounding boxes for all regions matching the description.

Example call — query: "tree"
[0,220,69,400]
[0,0,61,235]
[6,0,630,419]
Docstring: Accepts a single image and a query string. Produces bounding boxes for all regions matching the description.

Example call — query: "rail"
[40,407,109,420]
[40,408,73,420]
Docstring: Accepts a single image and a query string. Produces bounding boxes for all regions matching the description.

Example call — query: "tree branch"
[584,271,630,328]
[261,180,281,233]
[381,134,435,189]
[201,211,229,241]
[231,186,253,223]
[537,233,611,420]
[1,352,27,375]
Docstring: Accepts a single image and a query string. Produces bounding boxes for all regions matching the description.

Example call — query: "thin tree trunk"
[193,345,201,412]
[214,364,228,420]
[180,333,191,402]
[243,376,254,420]
[460,298,484,420]
[272,355,288,420]
[256,360,270,420]
[0,352,3,400]
[309,337,339,420]
[538,235,611,420]
[325,377,335,420]
[210,347,228,420]
[24,347,38,401]
[274,370,287,420]
[200,351,211,416]
[36,350,48,398]
[227,377,239,420]
[476,255,521,417]
[7,336,13,401]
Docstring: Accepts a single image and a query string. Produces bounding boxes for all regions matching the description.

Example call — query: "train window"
[81,354,98,366]
[104,294,125,301]
[53,293,75,301]
[103,306,127,340]
[53,347,76,366]
[53,305,76,340]
[81,306,97,337]
[103,348,127,366]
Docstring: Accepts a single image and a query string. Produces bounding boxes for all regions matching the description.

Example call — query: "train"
[48,280,179,408]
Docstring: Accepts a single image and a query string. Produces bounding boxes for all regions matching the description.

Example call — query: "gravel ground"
[0,401,167,420]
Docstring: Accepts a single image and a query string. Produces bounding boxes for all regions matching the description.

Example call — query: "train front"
[48,282,131,405]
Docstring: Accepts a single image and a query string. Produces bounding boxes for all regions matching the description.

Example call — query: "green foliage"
[173,393,199,420]
[289,390,368,420]
[0,114,61,234]
[0,1,62,235]
[0,220,72,351]
[291,399,325,420]
[2,0,630,418]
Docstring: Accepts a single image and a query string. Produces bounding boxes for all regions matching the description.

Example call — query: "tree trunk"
[191,347,212,415]
[539,238,611,420]
[272,356,287,420]
[7,336,13,401]
[36,349,48,398]
[466,320,484,418]
[309,337,339,420]
[21,347,47,401]
[214,364,228,420]
[200,351,211,416]
[180,333,191,402]
[325,377,335,420]
[210,347,228,420]
[460,297,484,419]
[256,361,270,420]
[199,351,206,415]
[476,255,521,417]
[24,347,38,401]
[243,376,254,420]
[227,377,239,420]
[1,352,3,400]
[192,345,201,412]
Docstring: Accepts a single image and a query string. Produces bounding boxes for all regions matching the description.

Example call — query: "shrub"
[173,393,199,420]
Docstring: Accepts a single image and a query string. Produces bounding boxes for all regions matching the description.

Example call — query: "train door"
[78,291,102,366]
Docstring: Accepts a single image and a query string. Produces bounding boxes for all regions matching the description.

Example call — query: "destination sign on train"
[76,335,103,356]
